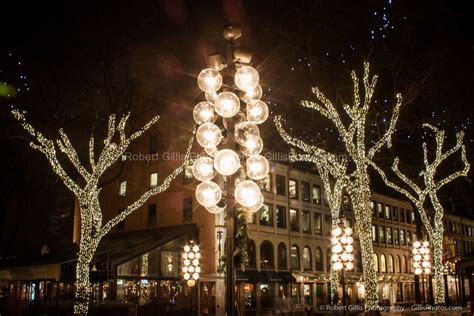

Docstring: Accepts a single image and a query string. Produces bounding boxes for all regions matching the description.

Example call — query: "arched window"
[356,252,363,272]
[373,254,379,273]
[303,246,312,270]
[407,256,412,274]
[290,244,300,269]
[387,255,394,273]
[326,248,332,272]
[260,241,274,269]
[277,243,287,270]
[380,254,387,273]
[395,255,400,273]
[402,255,407,274]
[247,240,256,268]
[315,247,324,271]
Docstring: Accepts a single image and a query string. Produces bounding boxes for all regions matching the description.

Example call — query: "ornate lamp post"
[183,241,200,315]
[192,24,269,316]
[413,240,431,305]
[331,220,355,310]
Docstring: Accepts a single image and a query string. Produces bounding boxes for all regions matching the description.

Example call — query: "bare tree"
[370,123,470,305]
[11,109,194,315]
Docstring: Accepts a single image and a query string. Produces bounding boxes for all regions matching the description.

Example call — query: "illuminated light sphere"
[340,236,347,244]
[241,135,263,156]
[184,259,190,266]
[195,181,222,208]
[205,204,225,214]
[193,245,199,252]
[184,245,191,253]
[234,180,261,208]
[334,261,343,271]
[182,266,188,273]
[182,253,188,259]
[184,273,190,280]
[413,241,421,248]
[345,262,355,270]
[331,237,339,245]
[192,273,199,280]
[196,123,222,148]
[188,266,195,273]
[414,254,422,262]
[348,254,354,261]
[241,84,263,103]
[204,146,218,157]
[332,227,342,237]
[424,255,430,261]
[205,91,218,103]
[422,241,429,248]
[195,266,201,273]
[214,149,240,176]
[246,155,270,180]
[341,253,349,261]
[195,253,201,259]
[247,192,264,213]
[413,262,421,268]
[188,252,195,259]
[214,92,240,118]
[192,259,199,266]
[422,261,430,268]
[331,254,339,263]
[234,66,259,91]
[424,268,431,274]
[197,68,222,92]
[345,245,354,253]
[344,228,353,236]
[234,121,260,145]
[192,157,215,181]
[414,268,423,275]
[346,237,354,245]
[412,249,418,255]
[332,244,343,254]
[246,100,269,124]
[193,101,216,125]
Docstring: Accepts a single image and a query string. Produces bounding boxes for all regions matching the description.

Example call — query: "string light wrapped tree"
[370,123,470,305]
[275,62,403,310]
[192,39,269,315]
[11,110,194,315]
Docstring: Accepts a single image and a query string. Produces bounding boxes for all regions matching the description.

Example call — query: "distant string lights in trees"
[370,123,470,305]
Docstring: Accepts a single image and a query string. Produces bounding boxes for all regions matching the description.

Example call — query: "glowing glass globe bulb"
[344,228,353,236]
[424,268,431,274]
[422,261,430,268]
[241,135,263,156]
[206,204,225,214]
[331,237,338,245]
[246,155,270,180]
[345,262,354,270]
[193,101,216,125]
[188,266,195,273]
[193,245,199,252]
[414,254,422,262]
[414,268,422,275]
[332,244,343,254]
[182,266,188,273]
[192,157,215,181]
[184,273,190,280]
[334,261,343,271]
[184,259,190,266]
[197,68,222,92]
[234,121,260,145]
[234,180,261,208]
[346,237,354,245]
[234,66,259,91]
[341,253,349,261]
[413,241,421,248]
[182,253,188,259]
[331,254,339,263]
[241,85,263,103]
[413,262,421,268]
[247,192,264,213]
[348,254,354,261]
[345,245,354,253]
[184,245,191,253]
[195,266,201,273]
[422,241,429,248]
[332,227,342,237]
[340,236,347,244]
[246,100,269,124]
[192,273,199,280]
[188,252,195,259]
[192,259,199,266]
[196,123,222,148]
[214,149,240,176]
[195,181,221,208]
[214,92,240,118]
[195,253,201,259]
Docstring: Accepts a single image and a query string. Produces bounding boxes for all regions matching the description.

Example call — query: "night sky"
[0,0,472,260]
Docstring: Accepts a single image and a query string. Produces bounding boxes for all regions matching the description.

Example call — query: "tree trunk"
[350,175,379,310]
[74,243,96,315]
[432,233,445,305]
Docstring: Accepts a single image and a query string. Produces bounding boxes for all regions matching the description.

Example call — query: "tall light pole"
[183,241,200,315]
[192,24,269,316]
[331,219,355,312]
[413,240,431,305]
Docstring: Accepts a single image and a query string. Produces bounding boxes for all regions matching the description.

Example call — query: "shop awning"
[245,269,265,284]
[261,270,283,282]
[278,271,296,283]
[236,269,249,282]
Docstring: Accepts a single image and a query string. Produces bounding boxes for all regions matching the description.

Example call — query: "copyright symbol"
[320,305,325,311]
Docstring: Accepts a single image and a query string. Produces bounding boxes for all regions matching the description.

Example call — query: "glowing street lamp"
[413,240,431,304]
[331,220,354,308]
[183,241,200,287]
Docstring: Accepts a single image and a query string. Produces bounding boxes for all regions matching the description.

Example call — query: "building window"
[276,205,287,229]
[406,209,412,223]
[394,228,399,245]
[184,164,193,182]
[388,255,394,273]
[385,205,391,220]
[302,211,311,233]
[342,195,351,211]
[372,225,377,242]
[289,179,298,199]
[410,210,415,223]
[259,204,273,227]
[395,255,401,273]
[400,208,405,222]
[324,215,331,235]
[386,227,392,244]
[290,245,300,269]
[373,254,379,272]
[161,251,179,277]
[150,172,158,189]
[314,213,322,234]
[247,240,256,268]
[301,181,310,202]
[402,256,407,273]
[380,254,387,273]
[406,230,412,245]
[259,174,272,191]
[147,203,157,226]
[277,243,287,270]
[303,283,312,305]
[119,181,127,197]
[392,207,399,221]
[117,209,125,230]
[370,200,376,217]
[303,246,312,270]
[260,241,274,270]
[315,247,324,271]
[276,175,286,195]
[183,197,193,221]
[377,202,384,219]
[378,226,385,243]
[312,185,321,204]
[290,209,299,232]
[400,230,405,245]
[149,134,158,153]
[326,248,332,272]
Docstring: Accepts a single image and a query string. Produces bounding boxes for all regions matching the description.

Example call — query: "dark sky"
[0,0,472,259]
